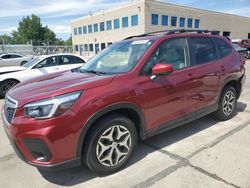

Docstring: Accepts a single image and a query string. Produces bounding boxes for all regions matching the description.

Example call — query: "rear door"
[57,55,85,71]
[188,37,222,114]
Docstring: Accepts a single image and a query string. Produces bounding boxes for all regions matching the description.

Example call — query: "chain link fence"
[0,44,73,56]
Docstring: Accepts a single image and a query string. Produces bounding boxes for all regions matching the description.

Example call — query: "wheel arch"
[218,75,242,101]
[76,103,147,158]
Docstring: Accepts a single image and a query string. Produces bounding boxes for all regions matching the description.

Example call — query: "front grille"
[4,95,18,125]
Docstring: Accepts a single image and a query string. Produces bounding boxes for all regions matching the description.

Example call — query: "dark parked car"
[2,30,246,175]
[233,44,248,58]
[232,39,250,58]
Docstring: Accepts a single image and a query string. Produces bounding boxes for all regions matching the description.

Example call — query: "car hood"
[0,66,26,74]
[8,70,116,107]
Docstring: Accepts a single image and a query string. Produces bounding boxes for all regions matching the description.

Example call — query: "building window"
[131,15,138,26]
[188,18,193,28]
[195,19,200,28]
[114,19,120,29]
[106,20,112,30]
[88,25,92,33]
[75,45,79,52]
[74,28,77,35]
[94,23,98,32]
[100,22,105,31]
[78,27,82,35]
[89,44,94,52]
[101,43,106,50]
[122,17,128,28]
[171,16,177,27]
[180,17,185,27]
[162,15,168,26]
[95,43,100,54]
[151,14,158,25]
[84,44,89,52]
[83,26,87,34]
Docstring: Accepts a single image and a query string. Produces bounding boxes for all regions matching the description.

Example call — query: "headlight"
[24,91,82,119]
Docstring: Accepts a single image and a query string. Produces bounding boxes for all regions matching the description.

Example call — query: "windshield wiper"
[80,69,107,76]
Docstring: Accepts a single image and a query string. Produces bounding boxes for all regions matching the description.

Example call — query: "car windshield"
[79,39,155,74]
[22,57,43,68]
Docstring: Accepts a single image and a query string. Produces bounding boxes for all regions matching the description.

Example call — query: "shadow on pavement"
[38,102,247,186]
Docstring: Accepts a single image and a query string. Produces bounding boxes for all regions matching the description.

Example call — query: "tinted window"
[74,28,77,35]
[190,37,217,65]
[89,44,94,52]
[78,27,82,35]
[162,15,168,26]
[106,20,112,30]
[35,56,58,68]
[11,54,22,58]
[131,15,138,26]
[83,26,87,34]
[142,38,189,74]
[1,55,11,59]
[100,22,105,31]
[195,19,200,28]
[122,17,128,28]
[94,23,98,32]
[114,19,120,29]
[88,25,93,33]
[214,38,232,58]
[180,17,185,27]
[188,18,193,28]
[171,16,177,27]
[151,14,158,25]
[59,56,85,65]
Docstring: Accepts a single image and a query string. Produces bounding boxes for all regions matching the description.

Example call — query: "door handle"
[221,66,225,71]
[187,73,193,79]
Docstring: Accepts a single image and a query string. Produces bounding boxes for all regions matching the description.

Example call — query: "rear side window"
[189,37,217,65]
[11,54,22,58]
[214,38,232,58]
[1,55,11,59]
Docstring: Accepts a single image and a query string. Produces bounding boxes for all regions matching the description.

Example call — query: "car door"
[188,37,222,114]
[57,55,85,71]
[138,37,198,131]
[28,56,59,78]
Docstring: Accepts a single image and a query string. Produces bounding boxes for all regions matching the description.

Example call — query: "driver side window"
[142,38,190,75]
[34,56,58,68]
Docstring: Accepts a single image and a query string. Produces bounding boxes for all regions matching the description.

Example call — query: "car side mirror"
[151,63,173,80]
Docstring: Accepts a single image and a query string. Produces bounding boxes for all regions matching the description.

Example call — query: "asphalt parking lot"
[0,60,250,188]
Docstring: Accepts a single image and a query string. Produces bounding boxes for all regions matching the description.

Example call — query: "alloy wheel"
[96,125,132,167]
[222,90,236,116]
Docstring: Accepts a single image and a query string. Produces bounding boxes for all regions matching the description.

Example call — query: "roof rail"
[124,29,222,40]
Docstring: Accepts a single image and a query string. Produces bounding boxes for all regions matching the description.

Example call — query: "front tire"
[214,86,237,121]
[83,114,138,175]
[0,80,19,98]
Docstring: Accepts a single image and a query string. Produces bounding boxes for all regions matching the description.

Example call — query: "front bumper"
[2,107,83,171]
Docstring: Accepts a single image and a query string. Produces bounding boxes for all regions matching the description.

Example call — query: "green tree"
[65,35,72,46]
[14,14,57,45]
[0,34,12,44]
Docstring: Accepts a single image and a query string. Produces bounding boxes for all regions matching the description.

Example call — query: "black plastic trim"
[76,102,147,158]
[23,138,52,162]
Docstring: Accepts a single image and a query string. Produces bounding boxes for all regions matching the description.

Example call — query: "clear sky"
[0,0,249,40]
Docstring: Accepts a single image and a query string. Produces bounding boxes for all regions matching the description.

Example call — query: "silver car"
[0,53,33,67]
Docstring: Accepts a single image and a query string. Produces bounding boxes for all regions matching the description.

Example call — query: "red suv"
[2,30,246,175]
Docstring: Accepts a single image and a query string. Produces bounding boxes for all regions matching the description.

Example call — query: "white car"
[0,54,86,97]
[0,53,33,67]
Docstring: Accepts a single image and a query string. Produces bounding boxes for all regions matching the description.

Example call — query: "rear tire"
[0,80,19,98]
[83,114,138,175]
[213,86,237,121]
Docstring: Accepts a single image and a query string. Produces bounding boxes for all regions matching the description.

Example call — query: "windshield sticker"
[131,40,149,45]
